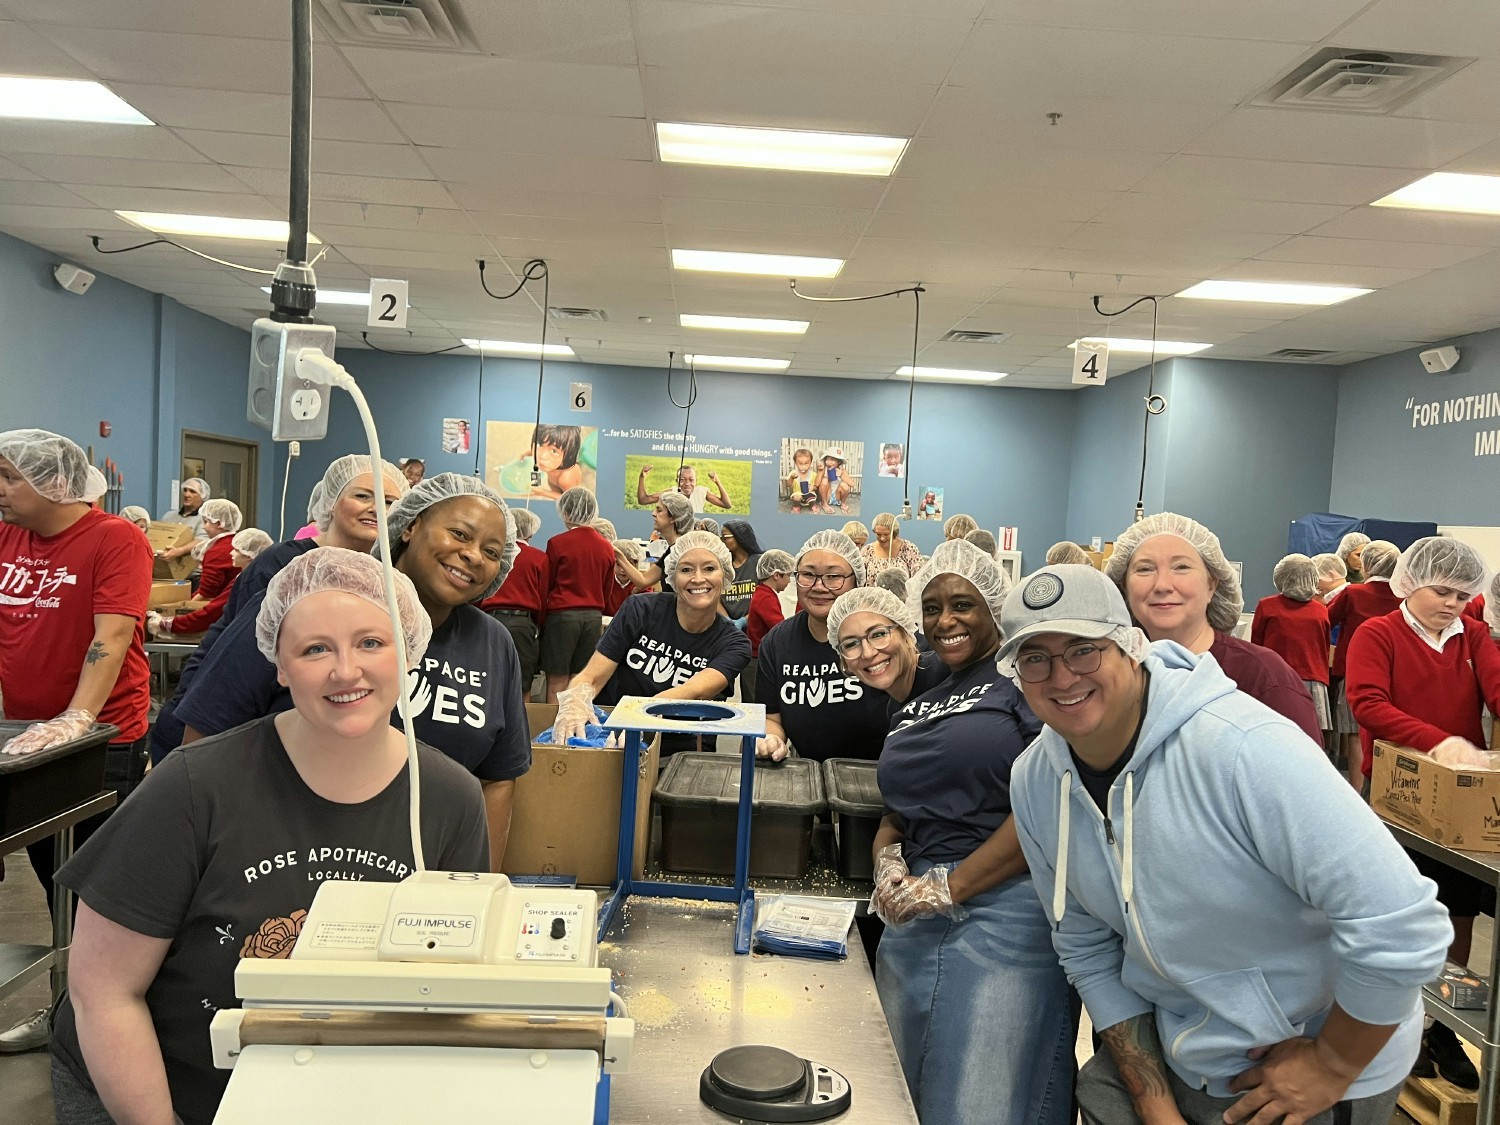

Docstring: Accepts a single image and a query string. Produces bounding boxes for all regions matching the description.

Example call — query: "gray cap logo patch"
[1022,572,1064,610]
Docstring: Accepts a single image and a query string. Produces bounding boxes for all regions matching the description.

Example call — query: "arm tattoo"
[85,641,107,666]
[1100,1013,1174,1103]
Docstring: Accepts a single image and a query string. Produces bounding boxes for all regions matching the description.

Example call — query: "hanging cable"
[359,332,467,356]
[789,280,923,304]
[475,257,551,490]
[474,347,484,478]
[666,352,699,470]
[90,235,277,276]
[1091,294,1167,523]
[478,257,548,301]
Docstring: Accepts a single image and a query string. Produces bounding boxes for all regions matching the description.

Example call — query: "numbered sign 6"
[569,381,592,412]
[1072,340,1109,386]
[367,279,409,329]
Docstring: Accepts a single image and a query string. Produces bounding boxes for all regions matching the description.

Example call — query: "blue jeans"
[876,864,1076,1125]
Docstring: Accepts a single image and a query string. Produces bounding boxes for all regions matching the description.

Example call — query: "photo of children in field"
[622,455,752,516]
[485,420,598,500]
[778,439,863,516]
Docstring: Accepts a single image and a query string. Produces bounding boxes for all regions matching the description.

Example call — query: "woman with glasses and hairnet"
[1346,537,1500,1090]
[49,549,488,1125]
[1250,554,1333,739]
[552,530,750,755]
[866,541,1074,1125]
[1327,540,1401,784]
[1103,512,1322,743]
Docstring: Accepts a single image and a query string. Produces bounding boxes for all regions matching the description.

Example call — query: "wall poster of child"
[623,456,751,516]
[877,442,905,478]
[779,439,864,516]
[485,420,598,501]
[916,486,944,521]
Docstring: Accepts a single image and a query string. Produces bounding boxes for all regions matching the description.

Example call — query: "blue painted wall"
[1065,362,1175,548]
[1331,328,1500,526]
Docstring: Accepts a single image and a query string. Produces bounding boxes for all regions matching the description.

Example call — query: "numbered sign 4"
[1072,340,1109,386]
[569,381,592,412]
[368,279,409,329]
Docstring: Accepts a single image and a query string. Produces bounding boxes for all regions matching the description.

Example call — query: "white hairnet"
[659,492,696,535]
[120,505,151,526]
[376,473,517,601]
[696,517,720,535]
[871,512,901,537]
[840,520,868,541]
[180,477,210,501]
[0,429,95,503]
[199,498,243,534]
[232,528,273,559]
[827,586,915,654]
[512,508,542,541]
[1104,511,1243,633]
[756,549,796,579]
[874,566,908,600]
[1272,553,1319,602]
[1337,532,1370,564]
[304,482,325,523]
[1311,552,1346,582]
[664,529,732,577]
[557,486,598,526]
[907,539,1012,635]
[1361,540,1400,580]
[616,539,643,565]
[1046,541,1090,566]
[796,529,867,585]
[590,516,615,541]
[1487,572,1500,632]
[256,547,431,668]
[83,466,108,503]
[312,455,408,531]
[1390,536,1492,600]
[964,528,997,556]
[943,513,978,540]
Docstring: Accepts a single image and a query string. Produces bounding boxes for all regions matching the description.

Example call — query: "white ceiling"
[2,0,1500,386]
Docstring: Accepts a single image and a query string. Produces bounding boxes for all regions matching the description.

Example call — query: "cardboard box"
[501,703,659,886]
[148,581,191,609]
[146,521,195,580]
[1084,542,1115,572]
[1371,740,1500,853]
[1423,961,1489,1010]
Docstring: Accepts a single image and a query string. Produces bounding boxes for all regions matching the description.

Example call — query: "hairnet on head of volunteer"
[659,491,695,535]
[1047,541,1090,567]
[1272,554,1319,602]
[796,529,866,586]
[664,529,732,577]
[557,486,598,526]
[827,586,916,656]
[512,508,541,541]
[232,528,273,559]
[590,516,616,541]
[756,549,795,580]
[256,547,431,668]
[1337,532,1370,565]
[199,498,243,534]
[83,466,108,504]
[120,505,151,526]
[375,473,518,601]
[1360,540,1399,580]
[616,538,642,566]
[696,517,720,535]
[965,528,997,556]
[1487,572,1500,632]
[0,429,95,504]
[943,513,978,540]
[1390,536,1492,600]
[312,454,408,531]
[874,567,908,600]
[1311,553,1346,583]
[1103,511,1243,633]
[722,519,762,556]
[907,539,1012,635]
[180,477,211,502]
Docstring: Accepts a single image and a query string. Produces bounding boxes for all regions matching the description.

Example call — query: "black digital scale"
[699,1045,852,1122]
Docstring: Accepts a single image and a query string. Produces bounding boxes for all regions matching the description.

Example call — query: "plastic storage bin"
[655,752,824,879]
[0,722,117,838]
[823,758,884,880]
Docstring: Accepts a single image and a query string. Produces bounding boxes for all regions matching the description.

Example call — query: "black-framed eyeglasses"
[795,570,853,592]
[1014,641,1104,683]
[836,625,898,657]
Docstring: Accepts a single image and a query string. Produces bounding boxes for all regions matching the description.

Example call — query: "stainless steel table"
[599,897,917,1124]
[144,641,197,706]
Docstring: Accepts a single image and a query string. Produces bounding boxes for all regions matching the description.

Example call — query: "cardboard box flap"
[1371,740,1500,853]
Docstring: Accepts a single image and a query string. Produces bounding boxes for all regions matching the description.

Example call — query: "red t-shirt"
[1327,579,1402,678]
[0,506,152,742]
[747,582,785,657]
[543,526,614,614]
[195,536,236,602]
[480,542,549,617]
[1346,611,1500,775]
[1250,594,1330,684]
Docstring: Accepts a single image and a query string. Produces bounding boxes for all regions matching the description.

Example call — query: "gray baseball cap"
[997,565,1134,666]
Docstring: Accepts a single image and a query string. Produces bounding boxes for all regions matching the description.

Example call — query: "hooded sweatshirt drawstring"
[1053,770,1071,930]
[1122,772,1135,913]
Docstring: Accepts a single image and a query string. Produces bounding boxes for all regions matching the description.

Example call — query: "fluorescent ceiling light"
[462,338,576,358]
[1176,280,1371,306]
[261,286,371,307]
[896,365,1007,384]
[0,77,152,125]
[672,248,843,278]
[1371,172,1500,216]
[656,121,908,177]
[117,211,321,243]
[1071,337,1210,356]
[684,354,791,371]
[680,313,809,335]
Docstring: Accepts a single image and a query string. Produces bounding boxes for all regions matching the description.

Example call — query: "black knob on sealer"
[550,917,567,939]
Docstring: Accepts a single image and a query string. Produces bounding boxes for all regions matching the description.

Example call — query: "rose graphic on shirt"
[240,909,308,959]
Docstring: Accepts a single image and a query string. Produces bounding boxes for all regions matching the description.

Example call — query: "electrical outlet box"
[246,318,337,441]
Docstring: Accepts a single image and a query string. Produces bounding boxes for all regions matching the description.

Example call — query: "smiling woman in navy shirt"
[871,540,1074,1125]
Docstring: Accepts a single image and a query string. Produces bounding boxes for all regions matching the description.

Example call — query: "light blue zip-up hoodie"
[1010,641,1452,1099]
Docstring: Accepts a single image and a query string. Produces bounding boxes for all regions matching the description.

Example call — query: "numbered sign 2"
[367,279,409,329]
[569,381,592,412]
[1072,340,1109,386]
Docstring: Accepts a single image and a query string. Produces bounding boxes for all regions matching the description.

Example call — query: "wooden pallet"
[1398,1073,1479,1125]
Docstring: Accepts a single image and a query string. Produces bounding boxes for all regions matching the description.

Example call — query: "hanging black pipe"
[287,0,312,265]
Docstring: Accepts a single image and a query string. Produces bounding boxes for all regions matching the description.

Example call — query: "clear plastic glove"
[878,864,964,926]
[553,682,597,744]
[2,709,95,756]
[870,844,909,924]
[146,612,174,638]
[1431,736,1500,770]
[755,734,788,762]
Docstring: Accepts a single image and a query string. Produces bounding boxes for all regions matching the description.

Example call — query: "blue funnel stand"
[595,697,766,955]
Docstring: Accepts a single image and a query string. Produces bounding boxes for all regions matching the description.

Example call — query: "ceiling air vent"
[1254,48,1474,114]
[549,307,608,322]
[941,329,1010,344]
[1266,348,1338,361]
[315,0,477,52]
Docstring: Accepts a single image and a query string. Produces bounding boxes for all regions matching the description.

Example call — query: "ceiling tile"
[642,68,939,135]
[1062,224,1287,259]
[308,202,474,232]
[10,0,288,38]
[0,121,206,162]
[474,215,665,248]
[897,140,1168,191]
[921,88,1230,153]
[1182,107,1500,168]
[1257,236,1490,269]
[1132,154,1418,205]
[419,149,660,194]
[62,184,284,218]
[176,131,434,181]
[1089,194,1348,235]
[664,224,854,259]
[111,87,406,143]
[662,197,871,239]
[227,165,456,209]
[462,0,638,66]
[0,181,89,206]
[448,184,661,224]
[388,106,649,159]
[862,211,1084,245]
[1301,207,1500,248]
[0,19,95,77]
[1215,259,1435,288]
[976,0,1371,42]
[1389,60,1500,125]
[1331,0,1500,60]
[876,179,1116,221]
[12,154,246,192]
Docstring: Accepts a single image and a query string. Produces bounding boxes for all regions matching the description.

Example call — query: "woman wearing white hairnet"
[149,529,273,639]
[866,540,1073,1125]
[827,585,947,721]
[861,511,922,584]
[119,505,151,531]
[553,530,750,755]
[1346,537,1500,1090]
[1103,512,1322,743]
[1338,531,1371,584]
[149,454,408,764]
[1046,541,1091,567]
[172,498,243,600]
[1250,554,1332,736]
[1327,540,1401,784]
[613,491,695,592]
[755,531,893,763]
[50,549,488,1125]
[479,505,549,690]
